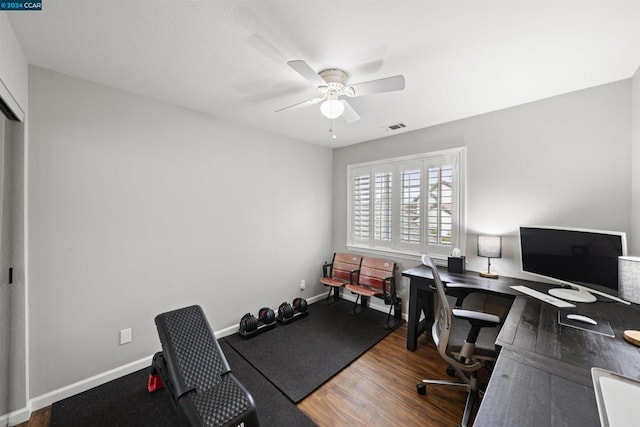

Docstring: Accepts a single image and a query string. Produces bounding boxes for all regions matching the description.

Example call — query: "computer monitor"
[519,226,629,304]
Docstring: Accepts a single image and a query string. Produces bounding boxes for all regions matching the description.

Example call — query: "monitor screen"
[519,226,627,293]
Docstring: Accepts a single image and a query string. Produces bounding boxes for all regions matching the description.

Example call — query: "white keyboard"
[510,285,576,308]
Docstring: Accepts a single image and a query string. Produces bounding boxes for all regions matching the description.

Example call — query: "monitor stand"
[548,287,597,303]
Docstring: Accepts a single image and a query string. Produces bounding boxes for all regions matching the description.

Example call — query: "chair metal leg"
[385,303,395,328]
[419,379,471,392]
[352,294,361,314]
[325,287,340,305]
[417,376,480,427]
[461,385,478,427]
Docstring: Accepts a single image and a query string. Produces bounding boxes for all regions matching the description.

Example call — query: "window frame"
[346,147,466,261]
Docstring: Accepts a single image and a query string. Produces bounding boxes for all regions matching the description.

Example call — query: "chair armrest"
[322,262,333,278]
[452,308,500,327]
[382,276,399,304]
[349,269,360,284]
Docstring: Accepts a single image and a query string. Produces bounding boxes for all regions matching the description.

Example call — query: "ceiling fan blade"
[341,100,360,123]
[347,75,405,97]
[287,60,327,88]
[275,96,324,113]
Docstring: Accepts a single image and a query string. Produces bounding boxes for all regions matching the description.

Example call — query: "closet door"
[0,116,7,417]
[0,113,25,418]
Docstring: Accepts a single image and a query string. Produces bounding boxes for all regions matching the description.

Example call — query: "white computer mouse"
[566,314,598,325]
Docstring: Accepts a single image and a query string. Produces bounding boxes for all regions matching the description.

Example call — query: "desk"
[475,296,640,426]
[401,265,640,426]
[401,265,543,351]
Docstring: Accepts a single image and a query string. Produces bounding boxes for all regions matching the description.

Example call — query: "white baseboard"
[12,290,403,424]
[29,354,153,413]
[305,292,328,305]
[8,355,155,425]
[215,323,241,339]
[0,405,30,426]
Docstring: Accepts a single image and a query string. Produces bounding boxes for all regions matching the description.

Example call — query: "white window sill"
[345,244,449,265]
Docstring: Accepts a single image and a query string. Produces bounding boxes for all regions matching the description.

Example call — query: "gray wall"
[631,65,640,254]
[27,67,333,397]
[333,80,632,308]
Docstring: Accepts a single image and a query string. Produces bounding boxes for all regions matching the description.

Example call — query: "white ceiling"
[7,1,640,147]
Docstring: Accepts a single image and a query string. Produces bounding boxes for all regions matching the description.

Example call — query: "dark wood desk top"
[475,296,640,426]
[475,347,600,426]
[402,264,551,296]
[496,296,640,378]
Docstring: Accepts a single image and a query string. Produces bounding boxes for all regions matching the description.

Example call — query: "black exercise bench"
[149,305,259,427]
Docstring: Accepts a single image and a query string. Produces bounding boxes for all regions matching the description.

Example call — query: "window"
[347,148,465,257]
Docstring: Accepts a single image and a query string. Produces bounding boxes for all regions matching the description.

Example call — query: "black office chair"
[417,255,500,427]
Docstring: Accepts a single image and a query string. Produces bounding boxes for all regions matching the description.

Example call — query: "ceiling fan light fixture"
[320,98,344,119]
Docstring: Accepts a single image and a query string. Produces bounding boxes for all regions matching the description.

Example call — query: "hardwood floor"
[17,324,472,427]
[298,324,469,426]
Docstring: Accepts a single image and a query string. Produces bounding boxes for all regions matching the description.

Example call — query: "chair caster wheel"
[416,383,427,396]
[446,366,456,377]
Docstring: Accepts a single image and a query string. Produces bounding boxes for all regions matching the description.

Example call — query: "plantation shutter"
[399,165,421,250]
[352,173,370,242]
[373,171,393,244]
[426,157,456,254]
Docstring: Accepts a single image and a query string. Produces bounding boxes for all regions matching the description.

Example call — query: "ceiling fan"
[277,60,405,131]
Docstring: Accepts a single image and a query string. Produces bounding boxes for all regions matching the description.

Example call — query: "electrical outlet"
[120,328,132,345]
[300,280,306,290]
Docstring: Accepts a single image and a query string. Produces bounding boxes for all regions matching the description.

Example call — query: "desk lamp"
[478,235,501,279]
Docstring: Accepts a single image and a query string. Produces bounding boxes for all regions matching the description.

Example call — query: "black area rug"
[220,340,315,427]
[225,298,403,403]
[50,341,314,426]
[50,368,178,427]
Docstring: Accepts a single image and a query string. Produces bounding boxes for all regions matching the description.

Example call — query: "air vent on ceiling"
[387,123,406,131]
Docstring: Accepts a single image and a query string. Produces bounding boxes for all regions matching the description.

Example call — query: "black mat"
[50,340,314,426]
[225,298,403,403]
[50,368,178,427]
[220,340,314,426]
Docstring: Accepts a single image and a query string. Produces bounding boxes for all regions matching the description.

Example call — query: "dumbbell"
[292,297,308,313]
[278,301,295,320]
[239,312,258,334]
[258,306,276,324]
